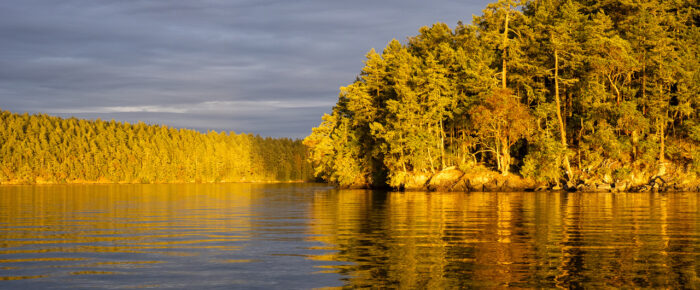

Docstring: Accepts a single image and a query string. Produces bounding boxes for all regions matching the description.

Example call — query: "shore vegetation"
[0,109,313,184]
[305,0,699,192]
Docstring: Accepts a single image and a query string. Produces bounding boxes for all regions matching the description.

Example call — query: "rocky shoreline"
[347,166,700,193]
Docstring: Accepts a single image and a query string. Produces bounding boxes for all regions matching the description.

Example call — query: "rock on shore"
[395,165,699,192]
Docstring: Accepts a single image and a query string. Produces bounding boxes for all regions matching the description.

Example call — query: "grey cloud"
[0,0,490,137]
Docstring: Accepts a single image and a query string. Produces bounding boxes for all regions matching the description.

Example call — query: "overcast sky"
[0,0,490,138]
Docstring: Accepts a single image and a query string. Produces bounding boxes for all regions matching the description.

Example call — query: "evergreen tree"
[306,0,699,189]
[0,109,312,184]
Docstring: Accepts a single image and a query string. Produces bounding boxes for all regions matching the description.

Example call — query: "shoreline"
[1,176,697,192]
[339,167,700,193]
[0,180,311,186]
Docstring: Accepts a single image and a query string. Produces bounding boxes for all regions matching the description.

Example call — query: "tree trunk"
[439,120,446,169]
[554,50,573,181]
[399,132,407,174]
[450,123,456,167]
[501,7,510,89]
[632,130,638,161]
[578,119,583,169]
[427,146,436,173]
[642,69,646,100]
[501,137,510,176]
[495,143,501,174]
[659,118,665,164]
[460,129,467,165]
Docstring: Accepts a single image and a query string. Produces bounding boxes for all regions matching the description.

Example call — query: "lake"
[0,184,697,288]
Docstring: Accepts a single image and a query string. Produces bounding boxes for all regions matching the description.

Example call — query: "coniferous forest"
[305,0,699,191]
[0,109,313,184]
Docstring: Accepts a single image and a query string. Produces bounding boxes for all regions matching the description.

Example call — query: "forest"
[305,0,699,191]
[0,109,313,184]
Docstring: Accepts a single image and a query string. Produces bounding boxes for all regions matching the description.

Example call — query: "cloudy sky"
[1,0,490,138]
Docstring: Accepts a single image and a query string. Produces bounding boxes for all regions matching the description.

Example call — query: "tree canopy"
[305,0,699,189]
[0,110,312,184]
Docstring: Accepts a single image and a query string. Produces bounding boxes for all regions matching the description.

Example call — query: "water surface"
[0,184,698,288]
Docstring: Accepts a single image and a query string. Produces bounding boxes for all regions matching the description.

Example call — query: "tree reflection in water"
[308,191,699,288]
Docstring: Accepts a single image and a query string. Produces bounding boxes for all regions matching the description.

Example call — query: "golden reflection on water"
[308,190,699,288]
[0,184,256,285]
[0,184,698,288]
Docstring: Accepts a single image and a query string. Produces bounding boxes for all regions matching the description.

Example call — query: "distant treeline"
[0,110,313,184]
[305,0,699,188]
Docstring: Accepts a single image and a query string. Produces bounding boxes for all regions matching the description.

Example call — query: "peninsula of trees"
[305,0,699,192]
[0,109,313,184]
